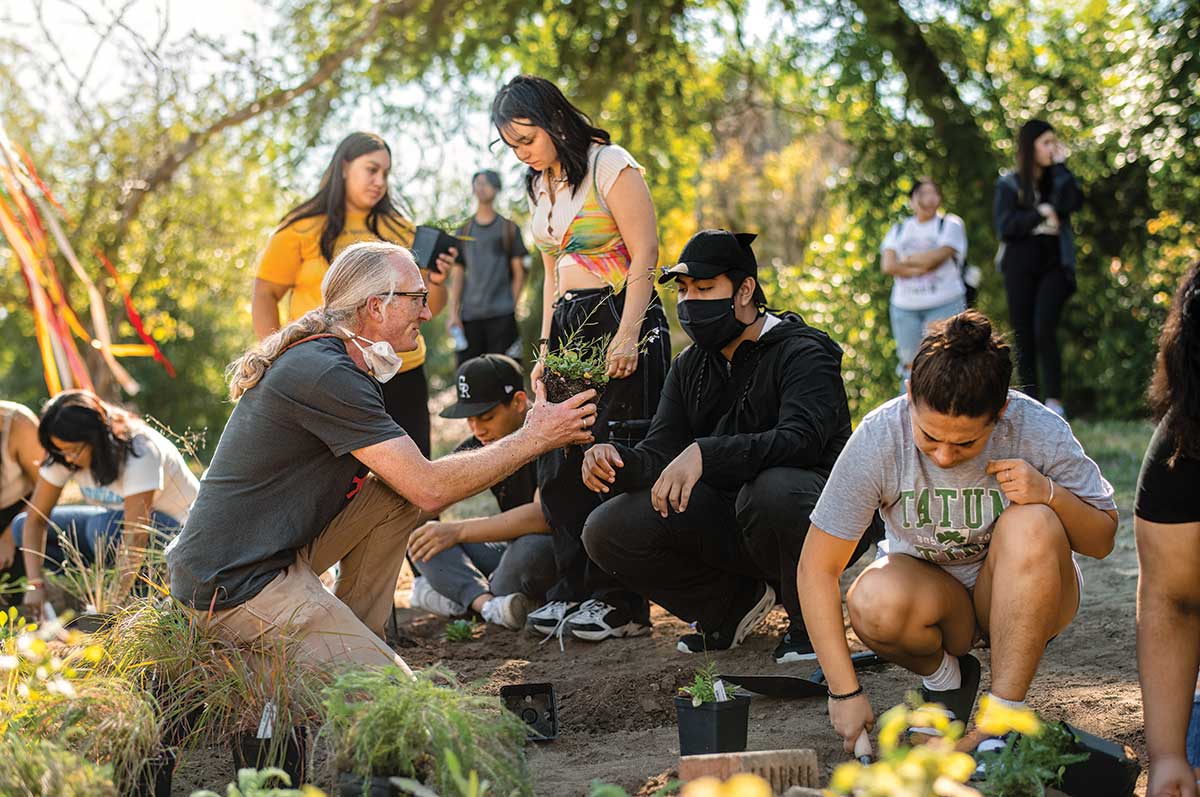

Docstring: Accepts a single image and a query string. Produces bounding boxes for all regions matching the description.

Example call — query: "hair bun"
[942,311,993,355]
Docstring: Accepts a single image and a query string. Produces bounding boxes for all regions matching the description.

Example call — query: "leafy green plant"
[0,739,117,797]
[589,779,682,797]
[976,721,1088,797]
[678,660,738,707]
[320,667,532,796]
[190,767,326,797]
[444,618,479,642]
[392,749,493,797]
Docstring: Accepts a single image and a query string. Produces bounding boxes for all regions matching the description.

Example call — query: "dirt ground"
[172,419,1151,796]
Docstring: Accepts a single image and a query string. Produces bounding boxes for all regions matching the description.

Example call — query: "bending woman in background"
[491,75,671,641]
[16,391,199,619]
[251,131,452,455]
[994,118,1082,417]
[0,401,42,592]
[1135,260,1200,797]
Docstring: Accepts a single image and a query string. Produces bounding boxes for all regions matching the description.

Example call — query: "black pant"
[457,314,521,366]
[583,467,875,632]
[381,364,431,457]
[538,288,670,614]
[1004,235,1075,400]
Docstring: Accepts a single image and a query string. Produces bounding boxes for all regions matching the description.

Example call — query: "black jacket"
[994,164,1083,274]
[610,312,852,493]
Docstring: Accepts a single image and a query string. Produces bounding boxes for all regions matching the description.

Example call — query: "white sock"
[985,692,1027,711]
[921,651,962,692]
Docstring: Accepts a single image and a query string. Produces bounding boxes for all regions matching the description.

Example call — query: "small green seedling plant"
[445,619,479,642]
[678,659,738,707]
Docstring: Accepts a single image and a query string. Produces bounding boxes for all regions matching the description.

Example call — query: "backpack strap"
[503,218,516,260]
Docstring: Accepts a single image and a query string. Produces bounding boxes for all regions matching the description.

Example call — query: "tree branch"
[110,0,403,247]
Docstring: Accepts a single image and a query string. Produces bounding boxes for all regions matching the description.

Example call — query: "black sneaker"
[919,653,982,724]
[677,583,776,653]
[565,599,652,641]
[526,600,580,636]
[773,624,818,664]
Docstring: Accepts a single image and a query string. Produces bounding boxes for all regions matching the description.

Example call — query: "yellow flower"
[878,704,909,751]
[829,761,863,793]
[680,776,725,797]
[939,751,977,782]
[723,773,772,797]
[976,695,1041,737]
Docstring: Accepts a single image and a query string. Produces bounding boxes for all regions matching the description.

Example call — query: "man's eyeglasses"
[374,291,429,307]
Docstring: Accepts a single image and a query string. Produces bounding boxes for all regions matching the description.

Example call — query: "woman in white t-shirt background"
[14,390,200,619]
[881,177,969,390]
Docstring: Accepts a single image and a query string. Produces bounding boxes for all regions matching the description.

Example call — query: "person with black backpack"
[881,177,970,390]
[447,169,530,365]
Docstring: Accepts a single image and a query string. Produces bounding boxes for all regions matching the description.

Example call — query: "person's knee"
[846,568,914,644]
[991,503,1068,567]
[581,497,632,567]
[736,469,820,541]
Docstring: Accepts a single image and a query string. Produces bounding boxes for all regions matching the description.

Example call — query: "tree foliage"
[1,0,1196,458]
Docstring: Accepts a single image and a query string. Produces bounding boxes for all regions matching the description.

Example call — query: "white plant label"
[257,700,276,739]
[713,679,729,702]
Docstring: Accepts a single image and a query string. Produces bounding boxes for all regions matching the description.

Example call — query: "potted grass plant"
[321,667,533,797]
[675,660,751,756]
[202,633,326,787]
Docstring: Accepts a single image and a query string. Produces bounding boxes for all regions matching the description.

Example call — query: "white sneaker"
[408,576,466,618]
[481,593,534,630]
[526,600,580,634]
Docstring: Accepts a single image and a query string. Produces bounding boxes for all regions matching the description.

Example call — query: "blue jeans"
[889,297,968,390]
[418,535,556,609]
[11,505,180,570]
[1188,694,1200,768]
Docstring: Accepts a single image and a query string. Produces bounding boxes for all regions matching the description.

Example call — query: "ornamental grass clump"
[321,666,532,796]
[0,739,118,797]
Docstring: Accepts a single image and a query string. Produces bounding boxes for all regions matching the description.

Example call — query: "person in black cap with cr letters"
[577,229,878,662]
[405,354,555,630]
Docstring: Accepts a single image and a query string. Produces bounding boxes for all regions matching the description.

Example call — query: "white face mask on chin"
[344,331,403,383]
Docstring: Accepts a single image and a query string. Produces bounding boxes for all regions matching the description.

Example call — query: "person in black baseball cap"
[407,354,556,631]
[576,229,881,662]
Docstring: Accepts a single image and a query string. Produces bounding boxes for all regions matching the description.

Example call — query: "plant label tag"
[713,679,729,702]
[257,700,276,739]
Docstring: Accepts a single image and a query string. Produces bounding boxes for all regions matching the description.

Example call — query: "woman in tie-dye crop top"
[490,75,670,638]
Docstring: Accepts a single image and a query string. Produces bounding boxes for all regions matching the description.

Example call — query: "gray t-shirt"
[166,336,405,610]
[811,391,1116,587]
[459,215,528,322]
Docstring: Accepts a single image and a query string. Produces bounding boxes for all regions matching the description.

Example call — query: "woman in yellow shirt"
[252,132,449,455]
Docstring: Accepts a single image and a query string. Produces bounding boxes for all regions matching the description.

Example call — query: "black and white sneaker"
[677,583,776,654]
[565,599,652,641]
[526,600,580,636]
[773,624,819,664]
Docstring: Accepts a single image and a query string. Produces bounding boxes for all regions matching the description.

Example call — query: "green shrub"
[320,667,532,796]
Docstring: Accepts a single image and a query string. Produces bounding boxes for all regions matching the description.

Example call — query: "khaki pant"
[193,476,425,670]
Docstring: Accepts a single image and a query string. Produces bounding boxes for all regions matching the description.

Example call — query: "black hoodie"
[610,311,852,493]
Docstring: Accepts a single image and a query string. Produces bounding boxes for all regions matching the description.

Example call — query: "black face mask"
[677,297,748,352]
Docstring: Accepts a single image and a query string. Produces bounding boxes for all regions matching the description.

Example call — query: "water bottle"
[450,324,468,352]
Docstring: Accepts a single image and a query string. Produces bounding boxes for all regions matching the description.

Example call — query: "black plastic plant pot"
[675,694,751,756]
[65,612,112,634]
[410,225,461,274]
[231,726,307,785]
[132,749,175,797]
[335,771,396,797]
[500,682,559,741]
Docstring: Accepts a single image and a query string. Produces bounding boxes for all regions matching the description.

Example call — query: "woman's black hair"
[1149,259,1200,465]
[490,75,611,201]
[910,311,1013,421]
[279,132,405,263]
[38,390,140,486]
[1015,119,1055,207]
